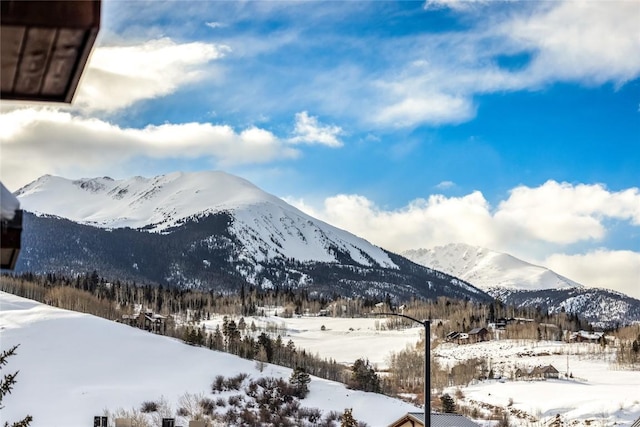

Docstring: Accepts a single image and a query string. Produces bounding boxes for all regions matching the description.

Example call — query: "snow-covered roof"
[1,181,20,221]
[570,330,604,340]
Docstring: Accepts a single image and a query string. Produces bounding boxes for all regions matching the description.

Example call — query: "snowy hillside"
[16,172,396,268]
[0,291,419,426]
[403,243,582,292]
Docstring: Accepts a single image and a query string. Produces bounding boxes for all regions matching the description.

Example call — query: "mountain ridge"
[17,171,396,269]
[14,172,490,303]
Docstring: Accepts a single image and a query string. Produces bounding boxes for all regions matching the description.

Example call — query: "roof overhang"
[1,0,100,103]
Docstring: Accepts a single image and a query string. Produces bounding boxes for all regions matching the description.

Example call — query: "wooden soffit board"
[1,0,100,103]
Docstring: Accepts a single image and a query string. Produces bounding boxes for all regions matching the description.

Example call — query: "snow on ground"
[199,313,423,369]
[3,291,638,427]
[0,292,419,427]
[434,340,640,426]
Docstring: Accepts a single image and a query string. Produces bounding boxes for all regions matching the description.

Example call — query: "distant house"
[494,318,511,329]
[569,330,604,343]
[468,327,489,343]
[515,365,559,380]
[121,309,166,334]
[143,311,166,334]
[514,367,533,380]
[388,412,481,427]
[539,364,559,379]
[445,331,461,342]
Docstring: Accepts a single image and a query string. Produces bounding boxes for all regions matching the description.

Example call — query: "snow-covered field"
[434,340,640,426]
[199,313,423,369]
[0,292,418,427]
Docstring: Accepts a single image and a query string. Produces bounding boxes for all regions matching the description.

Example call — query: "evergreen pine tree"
[289,366,311,398]
[440,393,456,413]
[212,325,224,351]
[340,408,357,427]
[1,345,33,427]
[349,358,381,393]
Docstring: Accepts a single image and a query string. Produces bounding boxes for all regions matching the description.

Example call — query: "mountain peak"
[17,171,275,230]
[403,242,583,292]
[16,170,399,270]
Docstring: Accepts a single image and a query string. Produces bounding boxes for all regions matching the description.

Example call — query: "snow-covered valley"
[2,290,639,427]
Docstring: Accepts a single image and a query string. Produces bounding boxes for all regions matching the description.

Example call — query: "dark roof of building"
[391,413,481,427]
[468,327,487,335]
[540,365,559,373]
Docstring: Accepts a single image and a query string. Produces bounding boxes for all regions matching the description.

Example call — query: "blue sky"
[1,0,639,297]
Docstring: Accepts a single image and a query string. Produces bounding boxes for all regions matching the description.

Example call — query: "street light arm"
[372,312,426,326]
[371,311,430,426]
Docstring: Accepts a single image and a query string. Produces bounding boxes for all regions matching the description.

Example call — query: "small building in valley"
[515,364,559,380]
[467,327,489,343]
[569,330,605,343]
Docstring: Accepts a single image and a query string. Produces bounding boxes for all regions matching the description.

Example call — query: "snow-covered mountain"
[14,172,489,302]
[17,172,395,268]
[403,243,640,327]
[402,243,582,292]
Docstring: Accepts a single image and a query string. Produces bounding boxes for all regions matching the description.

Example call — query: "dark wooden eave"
[1,0,100,103]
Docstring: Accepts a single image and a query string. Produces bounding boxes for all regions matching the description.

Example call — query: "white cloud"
[423,0,489,11]
[205,21,226,29]
[543,250,640,300]
[75,38,229,112]
[288,111,343,147]
[288,181,640,296]
[435,181,455,190]
[0,109,299,190]
[374,92,475,128]
[501,0,640,86]
[496,181,640,244]
[290,191,498,253]
[369,0,640,127]
[292,180,640,253]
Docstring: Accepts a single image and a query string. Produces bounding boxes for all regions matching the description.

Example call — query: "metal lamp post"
[374,312,431,427]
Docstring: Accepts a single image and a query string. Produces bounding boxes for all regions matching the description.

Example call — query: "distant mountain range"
[403,243,640,327]
[13,172,489,302]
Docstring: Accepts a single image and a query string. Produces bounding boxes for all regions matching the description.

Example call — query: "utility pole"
[373,312,431,427]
